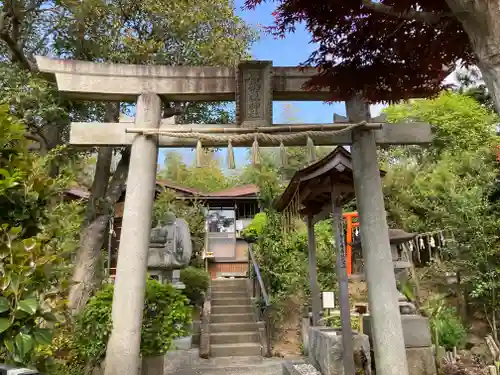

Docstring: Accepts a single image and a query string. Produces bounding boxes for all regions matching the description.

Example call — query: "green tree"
[1,0,256,314]
[382,92,500,337]
[158,150,233,193]
[59,0,255,313]
[454,68,496,113]
[158,152,190,184]
[238,151,283,208]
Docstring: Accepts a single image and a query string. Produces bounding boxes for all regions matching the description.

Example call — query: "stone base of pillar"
[362,315,432,348]
[94,356,166,375]
[406,347,437,375]
[301,318,310,356]
[140,356,164,375]
[362,315,436,375]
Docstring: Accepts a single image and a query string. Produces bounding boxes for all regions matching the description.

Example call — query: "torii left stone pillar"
[104,93,162,375]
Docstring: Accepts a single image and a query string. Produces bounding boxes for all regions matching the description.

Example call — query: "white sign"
[322,292,335,309]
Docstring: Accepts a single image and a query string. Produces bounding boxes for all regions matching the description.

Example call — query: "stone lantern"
[352,228,418,314]
[353,228,437,375]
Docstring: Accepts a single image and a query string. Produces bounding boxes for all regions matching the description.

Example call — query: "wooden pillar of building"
[331,186,356,375]
[306,214,321,326]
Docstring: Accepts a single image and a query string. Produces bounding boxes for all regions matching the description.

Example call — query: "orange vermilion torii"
[343,211,359,276]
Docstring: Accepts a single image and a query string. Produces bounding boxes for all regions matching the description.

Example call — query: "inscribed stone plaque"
[236,60,273,128]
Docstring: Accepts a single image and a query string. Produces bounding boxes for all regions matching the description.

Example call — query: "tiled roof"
[204,184,259,197]
[64,181,259,199]
[155,179,202,195]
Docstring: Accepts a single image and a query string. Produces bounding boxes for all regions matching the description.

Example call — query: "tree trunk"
[68,102,122,315]
[68,149,131,314]
[446,0,500,113]
[83,103,119,227]
[83,147,113,226]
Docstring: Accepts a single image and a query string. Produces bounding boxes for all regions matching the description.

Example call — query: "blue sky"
[158,0,385,170]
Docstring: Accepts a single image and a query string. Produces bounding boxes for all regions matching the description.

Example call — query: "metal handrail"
[248,244,270,307]
[248,243,272,357]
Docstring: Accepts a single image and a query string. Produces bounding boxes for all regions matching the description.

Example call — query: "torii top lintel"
[35,56,435,147]
[35,56,331,103]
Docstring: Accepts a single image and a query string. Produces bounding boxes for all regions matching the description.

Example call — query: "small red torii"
[343,211,359,276]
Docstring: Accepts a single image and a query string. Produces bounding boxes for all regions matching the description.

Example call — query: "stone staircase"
[209,279,262,357]
[164,350,284,375]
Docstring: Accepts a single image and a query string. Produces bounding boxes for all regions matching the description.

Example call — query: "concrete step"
[173,365,282,375]
[210,322,258,333]
[211,313,255,324]
[212,279,248,286]
[211,280,247,288]
[212,291,249,299]
[212,292,250,305]
[210,342,262,357]
[211,287,248,295]
[212,289,248,295]
[212,304,254,315]
[210,331,260,345]
[211,283,248,288]
[164,348,285,375]
[172,362,283,375]
[212,297,250,306]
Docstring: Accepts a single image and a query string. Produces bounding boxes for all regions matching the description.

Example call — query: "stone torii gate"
[36,56,433,375]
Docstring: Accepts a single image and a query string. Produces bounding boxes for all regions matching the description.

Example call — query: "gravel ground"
[293,364,321,375]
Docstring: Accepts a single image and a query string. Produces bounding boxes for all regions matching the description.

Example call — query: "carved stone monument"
[148,212,192,287]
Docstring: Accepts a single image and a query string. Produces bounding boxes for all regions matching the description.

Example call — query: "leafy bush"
[243,209,339,334]
[430,309,467,350]
[0,107,83,368]
[180,267,210,306]
[425,295,467,350]
[241,212,267,242]
[0,105,76,237]
[72,278,192,364]
[323,314,361,332]
[0,226,63,365]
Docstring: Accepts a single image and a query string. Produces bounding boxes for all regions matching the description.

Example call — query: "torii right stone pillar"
[347,97,409,375]
[104,93,162,375]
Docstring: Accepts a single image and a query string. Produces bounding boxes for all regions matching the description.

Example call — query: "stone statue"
[147,212,192,283]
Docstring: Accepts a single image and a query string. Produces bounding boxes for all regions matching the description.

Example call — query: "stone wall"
[308,327,371,375]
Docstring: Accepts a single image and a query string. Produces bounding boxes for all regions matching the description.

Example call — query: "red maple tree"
[243,0,498,107]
